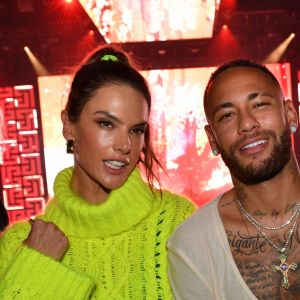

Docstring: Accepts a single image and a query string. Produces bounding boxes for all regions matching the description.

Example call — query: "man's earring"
[212,149,219,156]
[66,140,74,154]
[290,123,297,134]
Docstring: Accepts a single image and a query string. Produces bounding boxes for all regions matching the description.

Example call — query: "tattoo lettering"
[285,202,297,215]
[253,210,267,219]
[271,210,280,218]
[227,231,267,255]
[290,276,300,296]
[292,223,300,244]
[238,262,270,284]
[236,261,277,299]
[220,200,234,208]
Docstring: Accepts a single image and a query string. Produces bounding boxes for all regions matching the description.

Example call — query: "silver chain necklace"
[236,198,300,230]
[236,197,300,289]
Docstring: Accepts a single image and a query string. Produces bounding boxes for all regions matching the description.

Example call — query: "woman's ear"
[61,110,74,140]
[204,124,219,156]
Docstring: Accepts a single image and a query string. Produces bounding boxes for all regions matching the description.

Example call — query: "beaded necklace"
[236,198,300,289]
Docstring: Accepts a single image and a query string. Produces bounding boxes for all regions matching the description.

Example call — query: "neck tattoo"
[235,197,300,289]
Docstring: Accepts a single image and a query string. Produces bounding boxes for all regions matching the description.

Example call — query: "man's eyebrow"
[212,92,273,116]
[248,92,260,100]
[212,102,233,115]
[249,92,273,99]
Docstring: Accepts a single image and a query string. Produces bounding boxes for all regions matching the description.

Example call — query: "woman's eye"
[97,120,112,128]
[131,127,146,135]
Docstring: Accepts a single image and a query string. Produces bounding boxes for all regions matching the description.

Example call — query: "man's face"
[205,66,294,184]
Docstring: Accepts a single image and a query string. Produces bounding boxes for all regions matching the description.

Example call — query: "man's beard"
[219,125,292,185]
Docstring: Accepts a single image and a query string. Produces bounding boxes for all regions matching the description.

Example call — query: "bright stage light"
[14,85,33,90]
[263,33,296,63]
[24,46,49,76]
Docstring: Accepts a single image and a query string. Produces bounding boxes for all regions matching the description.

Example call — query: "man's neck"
[232,155,300,217]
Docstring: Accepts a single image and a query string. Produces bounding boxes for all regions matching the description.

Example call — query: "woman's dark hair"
[65,45,162,190]
[0,199,8,231]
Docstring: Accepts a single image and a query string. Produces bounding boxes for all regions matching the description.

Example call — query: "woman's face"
[63,83,149,203]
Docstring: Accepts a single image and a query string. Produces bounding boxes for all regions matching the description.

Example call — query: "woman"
[0,199,8,232]
[0,45,194,299]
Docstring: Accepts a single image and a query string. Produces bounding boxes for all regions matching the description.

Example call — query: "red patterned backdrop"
[0,86,47,223]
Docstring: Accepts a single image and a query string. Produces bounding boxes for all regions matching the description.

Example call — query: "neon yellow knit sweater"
[0,167,195,299]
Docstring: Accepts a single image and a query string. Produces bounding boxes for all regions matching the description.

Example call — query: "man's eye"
[254,102,268,108]
[219,112,234,121]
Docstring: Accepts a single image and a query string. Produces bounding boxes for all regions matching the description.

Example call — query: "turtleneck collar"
[43,167,158,238]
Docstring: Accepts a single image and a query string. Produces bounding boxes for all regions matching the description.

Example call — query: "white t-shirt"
[167,196,258,300]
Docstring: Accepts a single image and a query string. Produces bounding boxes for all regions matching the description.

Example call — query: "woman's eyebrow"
[93,110,121,123]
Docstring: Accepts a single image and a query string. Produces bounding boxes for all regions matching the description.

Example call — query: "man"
[168,59,300,299]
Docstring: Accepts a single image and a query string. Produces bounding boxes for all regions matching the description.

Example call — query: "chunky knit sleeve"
[149,191,195,299]
[0,223,95,299]
[162,192,196,231]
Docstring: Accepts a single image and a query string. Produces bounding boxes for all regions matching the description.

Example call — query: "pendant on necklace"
[272,251,297,289]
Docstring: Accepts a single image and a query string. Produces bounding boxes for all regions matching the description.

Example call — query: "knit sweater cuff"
[0,246,95,299]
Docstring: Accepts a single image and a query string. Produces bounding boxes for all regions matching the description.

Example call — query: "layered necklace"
[236,197,300,289]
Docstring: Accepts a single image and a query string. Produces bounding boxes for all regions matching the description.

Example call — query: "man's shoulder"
[178,195,220,228]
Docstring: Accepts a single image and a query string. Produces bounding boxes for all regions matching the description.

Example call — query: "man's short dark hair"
[203,59,281,116]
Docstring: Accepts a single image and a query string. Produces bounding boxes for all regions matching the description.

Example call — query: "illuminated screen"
[298,84,300,118]
[38,63,291,206]
[79,0,218,43]
[298,71,300,116]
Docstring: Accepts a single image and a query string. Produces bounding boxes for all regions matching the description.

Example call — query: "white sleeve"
[168,244,214,300]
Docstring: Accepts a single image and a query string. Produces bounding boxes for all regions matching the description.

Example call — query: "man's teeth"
[242,140,267,150]
[104,160,127,169]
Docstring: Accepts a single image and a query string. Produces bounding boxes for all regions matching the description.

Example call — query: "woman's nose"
[113,134,131,154]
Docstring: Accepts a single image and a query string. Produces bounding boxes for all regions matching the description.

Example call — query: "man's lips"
[240,139,268,152]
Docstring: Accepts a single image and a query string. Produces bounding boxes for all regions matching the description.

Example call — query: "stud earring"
[290,123,297,134]
[212,149,219,156]
[66,140,74,154]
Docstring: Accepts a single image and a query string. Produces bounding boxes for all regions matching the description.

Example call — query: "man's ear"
[205,124,219,156]
[284,99,298,130]
[61,110,75,140]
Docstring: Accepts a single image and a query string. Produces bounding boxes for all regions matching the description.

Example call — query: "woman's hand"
[24,219,69,261]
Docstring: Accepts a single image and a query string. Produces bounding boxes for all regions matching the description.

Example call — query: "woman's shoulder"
[152,189,196,229]
[160,189,196,210]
